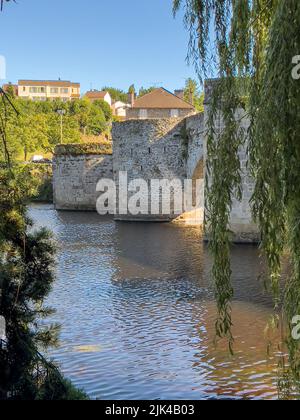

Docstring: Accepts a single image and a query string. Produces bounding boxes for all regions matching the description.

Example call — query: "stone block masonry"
[112,117,204,222]
[126,108,194,120]
[52,115,206,224]
[203,80,260,243]
[53,144,113,211]
[52,79,260,243]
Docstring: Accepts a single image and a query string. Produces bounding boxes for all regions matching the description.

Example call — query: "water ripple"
[30,204,278,400]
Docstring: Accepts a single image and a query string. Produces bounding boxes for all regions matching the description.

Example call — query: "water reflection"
[29,204,278,400]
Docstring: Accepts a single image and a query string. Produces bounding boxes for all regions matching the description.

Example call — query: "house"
[125,87,195,120]
[85,90,131,119]
[84,90,112,107]
[17,80,80,102]
[2,83,18,96]
[112,100,131,118]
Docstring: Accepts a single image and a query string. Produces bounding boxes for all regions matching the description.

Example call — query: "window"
[60,88,69,94]
[50,87,59,94]
[29,87,45,93]
[170,109,179,118]
[23,87,26,92]
[139,109,148,119]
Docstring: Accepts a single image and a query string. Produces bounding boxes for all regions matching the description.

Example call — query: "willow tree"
[174,0,300,396]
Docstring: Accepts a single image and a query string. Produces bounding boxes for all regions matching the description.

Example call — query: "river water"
[29,204,280,400]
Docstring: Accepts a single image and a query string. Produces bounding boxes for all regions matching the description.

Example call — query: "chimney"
[128,91,135,107]
[174,89,184,100]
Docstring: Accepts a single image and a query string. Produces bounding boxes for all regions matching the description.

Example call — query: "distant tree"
[92,99,113,121]
[33,99,54,114]
[46,113,81,147]
[68,98,90,134]
[138,86,156,97]
[3,84,16,98]
[86,106,106,136]
[0,96,112,158]
[184,78,204,112]
[101,86,128,103]
[128,84,136,94]
[11,113,49,161]
[0,0,88,401]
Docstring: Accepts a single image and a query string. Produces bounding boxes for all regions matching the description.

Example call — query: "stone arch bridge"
[53,81,258,243]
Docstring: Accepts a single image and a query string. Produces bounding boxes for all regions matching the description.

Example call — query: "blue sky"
[0,0,199,94]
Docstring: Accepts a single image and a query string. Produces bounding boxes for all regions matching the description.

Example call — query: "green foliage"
[183,78,204,112]
[0,74,88,402]
[36,374,89,400]
[93,99,113,121]
[28,164,53,203]
[0,164,87,400]
[46,113,81,148]
[128,84,136,95]
[101,86,128,103]
[4,84,16,98]
[138,86,156,97]
[54,142,112,156]
[0,95,113,161]
[88,105,109,135]
[0,167,54,398]
[175,0,300,395]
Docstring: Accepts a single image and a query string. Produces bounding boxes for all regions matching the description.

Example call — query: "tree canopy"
[174,0,300,396]
[183,78,204,112]
[0,95,112,161]
[101,86,128,103]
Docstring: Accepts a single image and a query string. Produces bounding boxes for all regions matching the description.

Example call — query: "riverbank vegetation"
[28,164,53,203]
[174,0,300,397]
[0,37,88,402]
[0,165,88,399]
[0,86,113,162]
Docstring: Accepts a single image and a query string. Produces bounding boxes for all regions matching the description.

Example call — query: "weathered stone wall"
[52,117,205,222]
[186,113,205,179]
[53,144,113,211]
[112,118,188,221]
[52,80,259,242]
[112,114,205,223]
[126,108,195,120]
[203,80,259,243]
